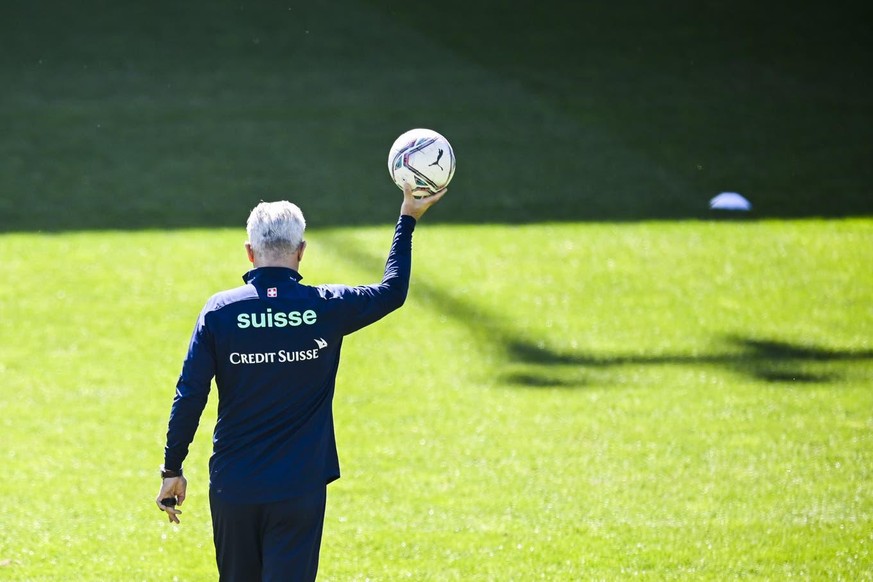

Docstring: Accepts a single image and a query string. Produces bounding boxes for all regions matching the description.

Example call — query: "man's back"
[156,184,446,581]
[165,216,415,503]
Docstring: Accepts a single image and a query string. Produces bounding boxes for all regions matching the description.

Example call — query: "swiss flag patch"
[267,287,278,298]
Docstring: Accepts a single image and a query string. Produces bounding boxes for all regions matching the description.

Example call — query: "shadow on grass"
[320,231,872,387]
[1,0,871,232]
[503,336,866,387]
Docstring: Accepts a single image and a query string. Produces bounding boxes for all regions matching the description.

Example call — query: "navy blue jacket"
[163,215,416,502]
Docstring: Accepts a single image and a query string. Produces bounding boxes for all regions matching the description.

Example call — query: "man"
[156,181,445,581]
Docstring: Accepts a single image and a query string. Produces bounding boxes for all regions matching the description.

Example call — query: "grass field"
[1,0,872,580]
[1,221,871,580]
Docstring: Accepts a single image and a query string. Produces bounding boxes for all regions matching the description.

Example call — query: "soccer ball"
[387,128,456,196]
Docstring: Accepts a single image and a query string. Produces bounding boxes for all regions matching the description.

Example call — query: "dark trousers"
[210,487,327,582]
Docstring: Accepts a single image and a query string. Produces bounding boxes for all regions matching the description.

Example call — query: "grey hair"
[246,201,306,261]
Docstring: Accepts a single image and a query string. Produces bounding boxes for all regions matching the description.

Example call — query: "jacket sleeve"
[336,214,416,336]
[163,306,216,471]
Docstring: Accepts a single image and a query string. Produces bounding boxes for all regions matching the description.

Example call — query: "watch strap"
[160,466,183,479]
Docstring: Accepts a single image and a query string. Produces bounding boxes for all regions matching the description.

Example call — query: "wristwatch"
[160,465,183,479]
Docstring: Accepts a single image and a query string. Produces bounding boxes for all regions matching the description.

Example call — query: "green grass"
[1,219,871,580]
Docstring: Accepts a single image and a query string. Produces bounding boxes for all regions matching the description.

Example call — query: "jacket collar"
[242,266,303,284]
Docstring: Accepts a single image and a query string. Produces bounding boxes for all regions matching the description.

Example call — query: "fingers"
[156,481,185,524]
[412,186,447,201]
[165,507,181,524]
[402,179,447,202]
[156,498,182,523]
[400,184,448,220]
[422,187,448,205]
[402,179,421,204]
